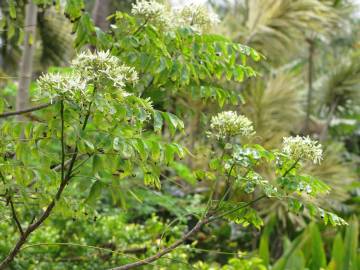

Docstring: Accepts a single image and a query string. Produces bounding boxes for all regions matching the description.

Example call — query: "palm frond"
[241,71,303,148]
[305,142,356,209]
[222,0,342,63]
[316,53,360,118]
[37,7,75,69]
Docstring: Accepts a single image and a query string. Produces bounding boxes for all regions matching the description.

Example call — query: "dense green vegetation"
[0,0,359,269]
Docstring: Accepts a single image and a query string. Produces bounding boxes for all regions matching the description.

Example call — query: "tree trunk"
[16,1,37,116]
[92,0,111,31]
[304,39,315,133]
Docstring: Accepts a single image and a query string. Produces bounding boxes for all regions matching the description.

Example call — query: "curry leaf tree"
[0,1,347,269]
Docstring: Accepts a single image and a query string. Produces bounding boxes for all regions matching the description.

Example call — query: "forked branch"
[0,100,93,269]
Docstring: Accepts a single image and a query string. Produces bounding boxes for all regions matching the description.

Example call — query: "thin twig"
[60,101,65,182]
[0,102,53,118]
[9,198,24,236]
[215,164,236,209]
[282,158,300,177]
[208,195,266,222]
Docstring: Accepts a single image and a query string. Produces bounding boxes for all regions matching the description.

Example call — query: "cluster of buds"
[72,50,138,89]
[131,0,171,29]
[37,72,88,106]
[37,51,138,106]
[282,136,323,164]
[174,4,220,33]
[209,111,255,140]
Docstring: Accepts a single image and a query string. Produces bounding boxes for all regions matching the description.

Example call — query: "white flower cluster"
[37,72,88,104]
[131,0,219,33]
[131,0,171,28]
[174,4,220,33]
[209,111,255,140]
[37,51,139,107]
[72,50,138,89]
[282,136,323,164]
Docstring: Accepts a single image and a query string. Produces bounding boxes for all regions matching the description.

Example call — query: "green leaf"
[64,0,84,21]
[307,223,326,270]
[74,13,96,48]
[132,138,148,160]
[259,216,276,266]
[143,170,161,189]
[8,0,16,19]
[92,155,103,174]
[0,98,4,114]
[153,111,163,133]
[16,143,29,164]
[162,112,184,136]
[273,233,309,270]
[250,48,261,61]
[343,217,358,270]
[24,122,33,139]
[83,139,95,152]
[221,202,263,229]
[328,233,344,270]
[85,180,104,206]
[164,144,175,165]
[149,141,161,162]
[172,162,196,185]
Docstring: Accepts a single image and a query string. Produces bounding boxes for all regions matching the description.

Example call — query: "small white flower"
[224,162,232,170]
[209,111,255,140]
[282,136,323,164]
[305,184,312,194]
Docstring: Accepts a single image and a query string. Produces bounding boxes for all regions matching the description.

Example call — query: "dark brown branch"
[9,198,24,236]
[0,102,53,119]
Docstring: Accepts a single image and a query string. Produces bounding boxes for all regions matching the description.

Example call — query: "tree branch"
[0,102,53,119]
[110,218,209,270]
[0,100,93,269]
[111,195,267,270]
[208,195,266,222]
[111,158,299,269]
[9,197,24,236]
